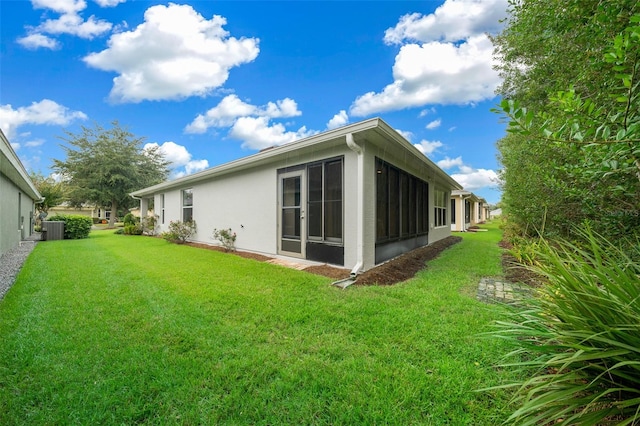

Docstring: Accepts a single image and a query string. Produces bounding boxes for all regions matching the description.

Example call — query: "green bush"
[47,214,93,239]
[123,213,139,226]
[113,228,124,235]
[161,220,196,244]
[212,227,237,252]
[491,226,640,425]
[123,224,143,235]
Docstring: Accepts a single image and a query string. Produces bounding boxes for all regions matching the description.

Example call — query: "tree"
[53,122,169,228]
[30,172,65,221]
[492,0,640,242]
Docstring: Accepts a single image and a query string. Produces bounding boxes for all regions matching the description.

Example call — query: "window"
[464,199,471,224]
[434,189,447,227]
[182,189,193,222]
[376,158,429,243]
[450,199,456,224]
[307,158,343,243]
[160,194,165,224]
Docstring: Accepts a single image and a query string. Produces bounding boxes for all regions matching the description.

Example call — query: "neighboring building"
[490,208,502,219]
[450,190,481,232]
[131,118,462,274]
[0,129,42,256]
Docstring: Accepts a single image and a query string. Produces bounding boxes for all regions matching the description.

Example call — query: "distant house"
[450,189,484,232]
[0,129,42,256]
[131,118,462,274]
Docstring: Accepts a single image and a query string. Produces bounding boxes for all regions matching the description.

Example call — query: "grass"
[0,222,520,424]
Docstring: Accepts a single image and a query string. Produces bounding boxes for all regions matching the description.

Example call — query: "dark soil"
[498,240,544,286]
[186,235,540,287]
[354,236,463,285]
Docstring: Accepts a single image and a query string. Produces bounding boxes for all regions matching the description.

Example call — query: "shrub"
[161,220,196,244]
[141,215,157,236]
[490,226,640,425]
[113,228,124,235]
[212,228,237,252]
[123,213,139,226]
[47,214,92,239]
[123,224,143,235]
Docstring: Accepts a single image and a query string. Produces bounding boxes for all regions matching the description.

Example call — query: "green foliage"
[140,215,157,236]
[123,224,143,235]
[52,121,169,227]
[161,220,196,244]
[29,172,65,215]
[212,227,237,251]
[47,214,92,239]
[113,228,124,235]
[122,213,139,226]
[490,227,640,425]
[493,5,640,245]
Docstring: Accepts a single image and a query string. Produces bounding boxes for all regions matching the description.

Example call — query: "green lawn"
[0,223,520,425]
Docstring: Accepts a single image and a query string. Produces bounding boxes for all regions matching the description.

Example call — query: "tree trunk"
[109,200,118,228]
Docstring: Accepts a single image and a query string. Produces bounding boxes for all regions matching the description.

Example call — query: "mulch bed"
[185,235,540,287]
[354,236,463,285]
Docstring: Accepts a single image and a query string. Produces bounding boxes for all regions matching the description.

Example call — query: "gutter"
[346,133,364,277]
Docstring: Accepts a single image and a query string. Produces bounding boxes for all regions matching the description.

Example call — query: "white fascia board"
[131,118,382,197]
[0,129,42,201]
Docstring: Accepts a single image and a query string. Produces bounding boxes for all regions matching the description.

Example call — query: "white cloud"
[351,34,500,115]
[396,129,414,142]
[383,0,508,44]
[0,99,87,139]
[185,94,312,150]
[437,156,463,169]
[38,13,112,38]
[413,139,443,155]
[17,33,60,50]
[326,110,349,130]
[419,107,436,117]
[32,0,86,15]
[94,0,126,7]
[83,4,260,103]
[451,168,499,190]
[426,119,441,130]
[144,141,209,179]
[25,138,46,148]
[229,116,316,150]
[350,0,507,116]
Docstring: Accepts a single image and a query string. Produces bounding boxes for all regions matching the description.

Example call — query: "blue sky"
[1,0,508,203]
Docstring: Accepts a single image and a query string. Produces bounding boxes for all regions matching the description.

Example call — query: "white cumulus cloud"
[38,13,113,38]
[230,116,316,150]
[0,99,87,139]
[94,0,126,7]
[144,141,209,179]
[83,3,260,103]
[185,94,313,150]
[17,33,60,50]
[451,168,499,191]
[436,156,464,169]
[413,139,443,155]
[31,0,87,15]
[326,110,349,130]
[350,0,507,116]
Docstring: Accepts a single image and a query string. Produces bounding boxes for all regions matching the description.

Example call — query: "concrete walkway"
[477,277,533,304]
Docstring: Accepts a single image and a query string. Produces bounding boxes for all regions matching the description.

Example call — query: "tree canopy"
[30,171,65,218]
[493,0,640,242]
[53,122,169,227]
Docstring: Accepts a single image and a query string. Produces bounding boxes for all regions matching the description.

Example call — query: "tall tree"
[492,0,640,241]
[53,122,169,227]
[30,171,65,220]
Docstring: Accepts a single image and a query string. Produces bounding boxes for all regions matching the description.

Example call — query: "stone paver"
[477,277,533,304]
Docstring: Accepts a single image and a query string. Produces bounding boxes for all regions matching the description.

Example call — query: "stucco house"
[0,129,42,256]
[131,118,462,275]
[450,189,482,232]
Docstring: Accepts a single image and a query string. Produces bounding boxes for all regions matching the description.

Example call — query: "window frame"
[182,188,193,223]
[433,189,448,228]
[306,157,344,244]
[375,158,430,244]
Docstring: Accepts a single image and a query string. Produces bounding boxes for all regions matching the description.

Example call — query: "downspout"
[346,133,364,277]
